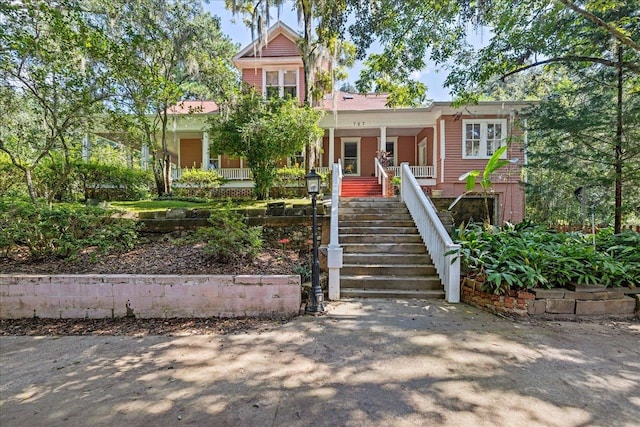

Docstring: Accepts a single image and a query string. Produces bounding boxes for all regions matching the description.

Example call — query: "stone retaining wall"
[462,278,640,320]
[0,274,301,319]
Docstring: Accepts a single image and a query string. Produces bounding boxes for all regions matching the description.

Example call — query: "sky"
[203,0,454,100]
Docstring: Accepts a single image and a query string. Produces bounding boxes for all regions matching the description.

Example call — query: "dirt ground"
[1,299,639,427]
[0,239,308,276]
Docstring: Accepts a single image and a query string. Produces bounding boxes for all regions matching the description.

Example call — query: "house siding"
[396,135,415,166]
[248,33,299,57]
[242,68,263,94]
[438,114,525,223]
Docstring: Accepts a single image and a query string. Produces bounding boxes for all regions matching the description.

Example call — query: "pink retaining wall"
[0,275,301,319]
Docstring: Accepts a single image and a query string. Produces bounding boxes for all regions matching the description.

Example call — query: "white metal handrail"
[400,163,461,303]
[374,157,388,196]
[327,160,343,300]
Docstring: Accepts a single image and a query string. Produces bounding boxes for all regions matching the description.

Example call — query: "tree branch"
[556,0,640,53]
[501,56,640,80]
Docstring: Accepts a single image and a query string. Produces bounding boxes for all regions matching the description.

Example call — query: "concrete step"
[339,220,416,228]
[341,275,442,290]
[341,264,437,276]
[340,234,424,244]
[340,288,445,299]
[339,213,413,221]
[339,226,419,235]
[343,253,433,265]
[340,207,410,215]
[339,200,402,208]
[341,243,428,254]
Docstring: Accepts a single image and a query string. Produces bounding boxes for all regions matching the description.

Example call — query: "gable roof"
[233,21,300,61]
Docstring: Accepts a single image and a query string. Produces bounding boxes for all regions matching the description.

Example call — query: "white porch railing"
[327,160,343,300]
[315,166,331,175]
[374,157,388,196]
[388,165,435,178]
[400,163,460,303]
[172,167,253,181]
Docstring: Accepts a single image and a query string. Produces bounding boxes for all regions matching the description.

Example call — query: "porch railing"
[400,163,460,303]
[171,167,253,181]
[388,165,435,178]
[327,160,343,300]
[374,157,388,196]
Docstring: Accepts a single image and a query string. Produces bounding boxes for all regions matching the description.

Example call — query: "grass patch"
[111,198,311,213]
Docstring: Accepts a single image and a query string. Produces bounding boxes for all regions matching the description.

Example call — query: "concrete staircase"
[339,197,445,299]
[341,177,382,197]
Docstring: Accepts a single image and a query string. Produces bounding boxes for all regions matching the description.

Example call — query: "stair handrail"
[327,161,343,300]
[400,162,460,303]
[374,157,388,196]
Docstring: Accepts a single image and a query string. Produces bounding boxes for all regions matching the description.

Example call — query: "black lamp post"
[305,168,325,314]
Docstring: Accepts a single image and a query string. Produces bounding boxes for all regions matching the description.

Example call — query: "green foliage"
[272,166,307,198]
[174,168,225,199]
[0,200,139,260]
[209,88,324,199]
[451,222,638,294]
[74,161,153,201]
[449,146,512,224]
[190,203,262,263]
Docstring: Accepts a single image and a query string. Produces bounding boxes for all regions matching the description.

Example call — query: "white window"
[264,69,299,99]
[462,119,507,159]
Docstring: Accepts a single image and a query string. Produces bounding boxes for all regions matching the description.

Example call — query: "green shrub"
[272,166,306,198]
[0,200,139,259]
[451,223,638,294]
[174,168,226,199]
[189,202,262,263]
[74,161,153,201]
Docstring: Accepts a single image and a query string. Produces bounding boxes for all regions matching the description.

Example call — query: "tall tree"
[347,0,639,231]
[0,0,115,203]
[99,0,237,196]
[209,87,324,199]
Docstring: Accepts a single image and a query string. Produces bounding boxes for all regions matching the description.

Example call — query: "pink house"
[124,21,528,225]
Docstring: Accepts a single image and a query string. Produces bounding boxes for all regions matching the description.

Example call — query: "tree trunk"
[614,43,623,234]
[25,168,37,203]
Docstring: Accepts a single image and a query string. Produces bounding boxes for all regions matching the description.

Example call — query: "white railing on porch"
[400,163,460,303]
[315,166,331,175]
[171,167,253,181]
[388,165,435,178]
[327,160,343,300]
[374,157,388,196]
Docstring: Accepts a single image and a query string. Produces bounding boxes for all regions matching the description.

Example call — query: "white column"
[439,119,445,183]
[82,133,91,162]
[379,126,387,152]
[202,132,210,170]
[328,127,335,165]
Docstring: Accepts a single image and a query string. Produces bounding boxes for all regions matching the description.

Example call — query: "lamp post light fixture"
[305,168,325,314]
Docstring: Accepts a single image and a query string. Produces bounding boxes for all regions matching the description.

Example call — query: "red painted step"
[341,177,383,197]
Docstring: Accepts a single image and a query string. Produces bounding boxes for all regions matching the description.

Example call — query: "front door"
[342,140,360,175]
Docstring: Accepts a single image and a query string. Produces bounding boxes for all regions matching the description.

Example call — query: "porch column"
[202,132,210,170]
[379,126,387,152]
[141,143,150,170]
[82,133,91,162]
[328,127,335,165]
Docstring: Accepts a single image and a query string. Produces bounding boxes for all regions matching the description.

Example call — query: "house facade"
[103,21,529,224]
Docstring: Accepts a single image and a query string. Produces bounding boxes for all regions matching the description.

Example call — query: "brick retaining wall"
[462,278,639,320]
[0,274,301,319]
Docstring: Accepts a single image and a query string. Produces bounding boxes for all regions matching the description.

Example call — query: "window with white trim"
[462,119,507,159]
[264,69,298,99]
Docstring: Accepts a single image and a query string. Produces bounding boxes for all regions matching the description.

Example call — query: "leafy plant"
[451,222,637,294]
[0,200,139,259]
[449,145,512,224]
[190,201,262,263]
[174,168,225,199]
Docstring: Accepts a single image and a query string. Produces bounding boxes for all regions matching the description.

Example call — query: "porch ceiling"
[331,127,427,138]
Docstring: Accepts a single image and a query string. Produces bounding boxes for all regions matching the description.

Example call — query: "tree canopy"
[209,87,324,199]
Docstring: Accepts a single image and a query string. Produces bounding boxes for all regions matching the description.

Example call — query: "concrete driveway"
[1,299,639,427]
